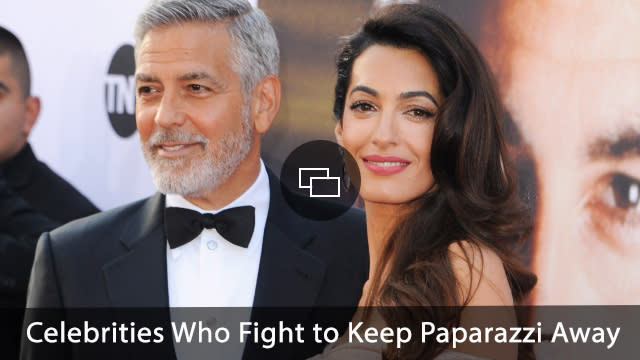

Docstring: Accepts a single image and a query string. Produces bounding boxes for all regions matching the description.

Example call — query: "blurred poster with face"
[479,0,640,305]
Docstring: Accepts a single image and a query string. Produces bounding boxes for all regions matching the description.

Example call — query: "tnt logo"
[105,74,134,115]
[105,44,136,138]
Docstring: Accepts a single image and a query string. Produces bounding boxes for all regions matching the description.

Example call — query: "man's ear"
[251,74,281,135]
[23,96,40,137]
[334,121,344,146]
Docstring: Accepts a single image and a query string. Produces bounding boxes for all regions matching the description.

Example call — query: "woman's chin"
[360,191,418,206]
[360,184,429,206]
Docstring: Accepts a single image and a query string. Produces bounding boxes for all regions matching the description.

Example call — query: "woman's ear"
[334,121,344,146]
[251,74,281,134]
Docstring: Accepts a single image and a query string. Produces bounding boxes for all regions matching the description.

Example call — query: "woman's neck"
[363,201,406,281]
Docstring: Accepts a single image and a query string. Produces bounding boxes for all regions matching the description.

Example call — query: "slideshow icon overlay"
[298,168,341,198]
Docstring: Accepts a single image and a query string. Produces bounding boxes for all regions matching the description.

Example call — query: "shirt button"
[207,240,218,251]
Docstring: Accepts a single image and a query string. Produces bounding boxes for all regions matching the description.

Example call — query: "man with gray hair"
[23,1,368,359]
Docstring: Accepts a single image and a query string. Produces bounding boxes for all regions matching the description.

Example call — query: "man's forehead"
[0,55,17,90]
[505,56,640,122]
[138,21,230,52]
[498,1,640,61]
[0,54,13,73]
[498,55,639,158]
[135,22,231,74]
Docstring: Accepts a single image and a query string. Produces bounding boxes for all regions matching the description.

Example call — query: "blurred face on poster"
[485,1,640,304]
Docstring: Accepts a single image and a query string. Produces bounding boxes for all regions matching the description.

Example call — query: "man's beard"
[141,109,254,198]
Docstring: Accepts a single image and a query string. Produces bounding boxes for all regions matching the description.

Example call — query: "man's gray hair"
[134,0,279,97]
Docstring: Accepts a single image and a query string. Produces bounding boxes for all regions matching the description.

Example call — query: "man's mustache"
[145,129,209,148]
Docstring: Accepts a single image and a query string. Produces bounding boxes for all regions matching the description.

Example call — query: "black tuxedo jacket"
[4,143,99,224]
[22,170,368,359]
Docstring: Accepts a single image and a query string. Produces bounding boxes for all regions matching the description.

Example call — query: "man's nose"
[154,91,186,128]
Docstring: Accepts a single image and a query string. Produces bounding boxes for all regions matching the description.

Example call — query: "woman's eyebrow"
[399,90,439,107]
[349,85,378,97]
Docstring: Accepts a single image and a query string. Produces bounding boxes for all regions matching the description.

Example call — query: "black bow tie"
[164,206,255,249]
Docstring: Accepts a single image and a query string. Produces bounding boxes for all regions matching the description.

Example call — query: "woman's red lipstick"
[362,155,410,175]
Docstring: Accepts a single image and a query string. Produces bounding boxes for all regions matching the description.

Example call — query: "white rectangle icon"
[309,177,341,198]
[298,168,330,189]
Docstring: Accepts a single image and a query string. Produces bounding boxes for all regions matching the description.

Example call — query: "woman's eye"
[610,173,640,209]
[350,101,375,112]
[407,108,436,119]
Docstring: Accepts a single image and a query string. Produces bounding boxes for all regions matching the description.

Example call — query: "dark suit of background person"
[1,169,59,359]
[0,169,59,305]
[3,143,99,224]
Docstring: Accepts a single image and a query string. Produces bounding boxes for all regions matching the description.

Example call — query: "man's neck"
[0,141,29,165]
[184,148,262,211]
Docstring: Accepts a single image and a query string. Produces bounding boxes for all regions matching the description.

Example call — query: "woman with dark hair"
[313,3,537,360]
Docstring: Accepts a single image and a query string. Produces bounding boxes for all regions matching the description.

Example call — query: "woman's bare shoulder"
[448,240,513,306]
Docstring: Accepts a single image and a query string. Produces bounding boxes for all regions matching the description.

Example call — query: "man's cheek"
[135,110,154,141]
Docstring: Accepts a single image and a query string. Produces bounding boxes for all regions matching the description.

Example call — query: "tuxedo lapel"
[100,193,178,360]
[251,220,326,307]
[102,193,170,307]
[244,170,326,360]
[252,169,326,308]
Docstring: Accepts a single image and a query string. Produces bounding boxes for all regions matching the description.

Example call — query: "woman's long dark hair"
[334,4,536,359]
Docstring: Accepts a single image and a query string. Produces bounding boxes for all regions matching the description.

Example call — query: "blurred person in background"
[1,25,85,358]
[0,25,99,225]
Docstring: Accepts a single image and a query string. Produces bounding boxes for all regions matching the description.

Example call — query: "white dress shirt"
[165,160,269,308]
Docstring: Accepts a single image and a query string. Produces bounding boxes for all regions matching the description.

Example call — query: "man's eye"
[585,172,640,249]
[350,101,375,112]
[189,84,205,91]
[610,173,640,209]
[137,86,155,95]
[584,172,640,252]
